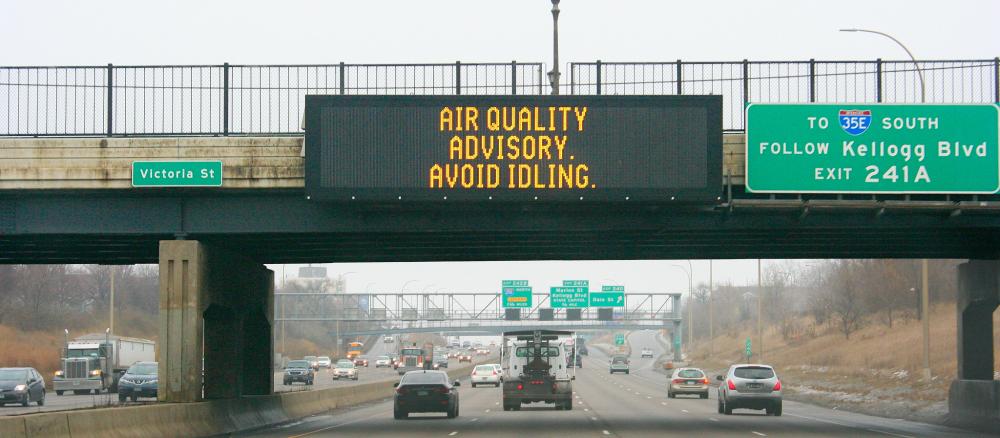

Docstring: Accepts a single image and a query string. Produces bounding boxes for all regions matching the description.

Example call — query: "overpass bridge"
[1,59,999,426]
[276,291,683,358]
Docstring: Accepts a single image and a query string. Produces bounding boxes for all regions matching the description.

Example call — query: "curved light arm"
[840,29,925,103]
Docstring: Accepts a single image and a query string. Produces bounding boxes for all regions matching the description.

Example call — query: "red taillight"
[396,387,408,395]
[672,379,685,384]
[437,386,450,394]
[727,379,736,390]
[773,380,781,391]
[702,378,710,385]
[492,370,497,376]
[516,383,523,390]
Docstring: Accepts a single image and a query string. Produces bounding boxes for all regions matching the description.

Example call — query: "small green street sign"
[132,161,223,187]
[602,285,625,292]
[590,289,624,307]
[745,338,753,359]
[550,286,588,308]
[746,104,1000,194]
[502,281,532,308]
[562,280,589,287]
[615,334,625,345]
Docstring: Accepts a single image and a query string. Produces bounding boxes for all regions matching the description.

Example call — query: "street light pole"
[841,28,929,380]
[709,260,714,357]
[548,0,561,95]
[839,29,925,103]
[669,263,693,348]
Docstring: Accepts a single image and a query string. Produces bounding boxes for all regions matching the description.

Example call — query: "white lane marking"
[591,416,598,421]
[495,402,500,405]
[602,431,610,435]
[708,418,719,422]
[578,401,584,405]
[752,432,766,437]
[484,409,490,413]
[681,409,689,413]
[449,432,458,436]
[661,402,667,406]
[584,408,589,411]
[286,410,388,438]
[785,413,915,438]
[646,396,651,399]
[469,418,479,422]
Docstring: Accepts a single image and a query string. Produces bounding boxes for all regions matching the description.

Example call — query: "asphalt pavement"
[239,330,995,438]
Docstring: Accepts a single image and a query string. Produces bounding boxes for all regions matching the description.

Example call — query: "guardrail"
[570,58,1000,131]
[0,62,545,137]
[2,59,995,136]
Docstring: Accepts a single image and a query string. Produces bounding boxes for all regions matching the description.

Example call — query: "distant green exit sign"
[132,161,223,187]
[746,104,1000,194]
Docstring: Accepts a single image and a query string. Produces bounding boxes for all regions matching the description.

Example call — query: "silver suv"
[716,364,782,416]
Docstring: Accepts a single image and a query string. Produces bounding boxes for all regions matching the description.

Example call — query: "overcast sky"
[4,0,998,65]
[4,1,991,294]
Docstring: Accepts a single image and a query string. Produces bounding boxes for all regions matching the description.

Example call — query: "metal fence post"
[742,59,749,105]
[808,58,816,103]
[223,62,230,136]
[876,58,883,103]
[339,62,346,95]
[676,60,683,95]
[455,61,461,95]
[570,63,575,95]
[511,60,517,95]
[595,60,602,95]
[106,63,113,136]
[994,57,999,103]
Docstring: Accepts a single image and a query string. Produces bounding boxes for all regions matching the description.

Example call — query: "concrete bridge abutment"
[158,240,274,402]
[948,260,1000,429]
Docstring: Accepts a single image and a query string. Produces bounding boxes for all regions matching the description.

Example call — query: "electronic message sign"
[304,95,722,202]
[746,104,1000,194]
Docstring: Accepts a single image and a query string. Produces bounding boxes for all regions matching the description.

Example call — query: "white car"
[640,348,654,358]
[470,364,501,387]
[317,356,332,368]
[333,360,359,380]
[374,356,392,368]
[384,336,394,343]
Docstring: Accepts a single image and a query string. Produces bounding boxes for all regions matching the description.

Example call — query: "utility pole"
[709,260,714,357]
[548,0,561,95]
[757,259,762,362]
[109,266,115,336]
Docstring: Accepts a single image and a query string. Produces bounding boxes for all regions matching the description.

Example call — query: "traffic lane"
[242,373,536,438]
[592,341,989,438]
[0,390,124,416]
[274,364,402,393]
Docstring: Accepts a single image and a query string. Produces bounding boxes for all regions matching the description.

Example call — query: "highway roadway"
[0,335,428,417]
[240,330,992,438]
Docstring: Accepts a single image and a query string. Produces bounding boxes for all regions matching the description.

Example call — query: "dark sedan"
[0,367,45,407]
[283,360,316,385]
[393,370,460,419]
[118,361,158,402]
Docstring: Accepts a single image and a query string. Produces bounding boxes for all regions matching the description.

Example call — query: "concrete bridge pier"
[948,260,1000,428]
[158,240,274,402]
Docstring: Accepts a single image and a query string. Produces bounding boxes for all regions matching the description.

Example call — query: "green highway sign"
[590,288,625,307]
[502,281,532,308]
[550,286,588,308]
[746,104,1000,194]
[132,161,223,187]
[615,334,625,345]
[745,338,752,359]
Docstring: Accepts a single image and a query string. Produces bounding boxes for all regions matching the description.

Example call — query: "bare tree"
[828,261,867,339]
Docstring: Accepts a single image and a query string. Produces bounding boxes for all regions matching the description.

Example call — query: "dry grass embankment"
[686,303,1000,423]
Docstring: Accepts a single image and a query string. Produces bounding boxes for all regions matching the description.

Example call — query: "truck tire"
[37,392,44,406]
[393,407,407,419]
[564,400,573,410]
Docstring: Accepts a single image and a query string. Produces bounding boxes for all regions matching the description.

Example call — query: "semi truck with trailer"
[53,330,156,395]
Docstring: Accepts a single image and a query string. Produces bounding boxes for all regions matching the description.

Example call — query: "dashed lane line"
[449,432,458,436]
[751,432,766,437]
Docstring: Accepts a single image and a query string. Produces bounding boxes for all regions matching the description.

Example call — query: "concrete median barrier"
[0,359,489,438]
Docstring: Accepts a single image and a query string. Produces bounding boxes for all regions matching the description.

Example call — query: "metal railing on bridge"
[1,59,996,136]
